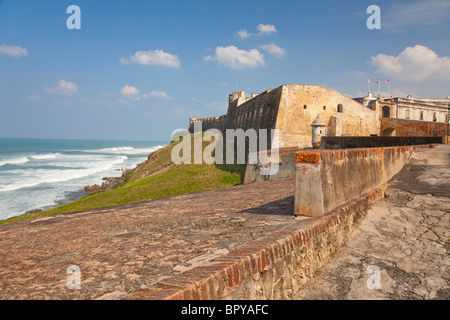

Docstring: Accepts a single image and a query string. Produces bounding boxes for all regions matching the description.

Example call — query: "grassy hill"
[1,135,246,224]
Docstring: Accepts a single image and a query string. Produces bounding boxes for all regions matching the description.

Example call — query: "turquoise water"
[0,138,167,220]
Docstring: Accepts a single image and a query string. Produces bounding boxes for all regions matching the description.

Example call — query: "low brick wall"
[124,187,386,300]
[293,145,432,217]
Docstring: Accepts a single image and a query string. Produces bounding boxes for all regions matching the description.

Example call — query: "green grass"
[0,135,246,225]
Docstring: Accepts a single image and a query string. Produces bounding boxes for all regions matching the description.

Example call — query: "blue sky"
[1,0,449,141]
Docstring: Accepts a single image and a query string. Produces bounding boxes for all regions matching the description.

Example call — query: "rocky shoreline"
[83,176,122,194]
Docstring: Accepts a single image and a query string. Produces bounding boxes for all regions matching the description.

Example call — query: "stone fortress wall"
[189,88,281,134]
[189,83,449,149]
[189,84,385,149]
[274,84,380,148]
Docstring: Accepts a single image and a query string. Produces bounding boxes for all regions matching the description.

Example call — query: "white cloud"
[259,43,286,57]
[28,95,40,101]
[121,85,139,97]
[120,85,151,101]
[0,44,28,57]
[236,24,277,38]
[205,46,265,70]
[120,49,181,68]
[256,24,277,35]
[371,45,450,82]
[120,85,155,101]
[150,90,172,100]
[236,29,252,39]
[45,80,78,95]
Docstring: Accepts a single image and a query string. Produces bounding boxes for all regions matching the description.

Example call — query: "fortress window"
[304,105,307,109]
[405,109,410,119]
[420,111,424,121]
[337,104,344,113]
[382,106,390,118]
[323,106,326,110]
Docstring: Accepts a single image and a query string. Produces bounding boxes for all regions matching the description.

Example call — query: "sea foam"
[0,157,30,167]
[0,154,127,192]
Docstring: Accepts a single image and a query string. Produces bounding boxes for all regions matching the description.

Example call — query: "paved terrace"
[0,145,449,300]
[0,177,300,299]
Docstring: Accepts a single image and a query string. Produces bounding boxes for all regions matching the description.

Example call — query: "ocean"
[0,138,167,221]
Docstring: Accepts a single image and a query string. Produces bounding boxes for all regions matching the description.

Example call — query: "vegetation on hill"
[1,134,246,225]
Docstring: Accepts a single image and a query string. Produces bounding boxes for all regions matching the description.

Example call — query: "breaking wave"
[0,155,128,192]
[0,157,30,167]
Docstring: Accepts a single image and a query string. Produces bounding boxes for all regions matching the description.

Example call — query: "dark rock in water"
[102,177,122,189]
[84,184,102,193]
[25,209,43,215]
[84,176,122,194]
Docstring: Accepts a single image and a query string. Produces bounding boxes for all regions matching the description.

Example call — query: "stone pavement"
[0,178,300,300]
[294,145,450,300]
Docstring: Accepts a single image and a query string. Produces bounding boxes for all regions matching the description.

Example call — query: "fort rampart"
[293,145,423,217]
[125,144,435,300]
[189,84,380,150]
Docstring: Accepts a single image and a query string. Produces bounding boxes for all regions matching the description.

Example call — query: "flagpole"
[447,104,449,144]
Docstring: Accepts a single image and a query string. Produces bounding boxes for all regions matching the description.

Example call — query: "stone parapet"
[293,145,435,217]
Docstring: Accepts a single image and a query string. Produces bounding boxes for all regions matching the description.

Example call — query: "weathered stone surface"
[381,118,449,142]
[294,145,420,217]
[190,84,380,150]
[1,146,448,300]
[276,85,380,148]
[293,145,450,300]
[0,178,298,300]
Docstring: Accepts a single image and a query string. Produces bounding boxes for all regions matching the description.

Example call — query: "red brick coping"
[295,144,438,164]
